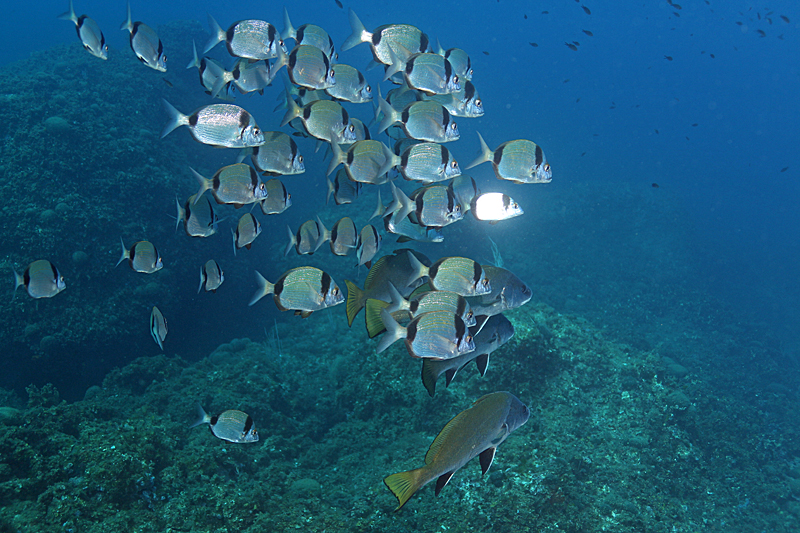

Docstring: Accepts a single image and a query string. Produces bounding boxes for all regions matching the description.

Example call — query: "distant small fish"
[565,42,578,51]
[710,54,715,58]
[58,0,107,60]
[150,306,167,350]
[692,123,698,127]
[582,5,591,15]
[335,0,343,8]
[162,78,173,87]
[781,167,789,172]
[116,238,162,274]
[736,21,743,26]
[673,11,680,17]
[655,129,659,134]
[582,30,593,36]
[199,259,224,293]
[652,183,659,188]
[757,29,766,37]
[524,14,527,19]
[781,15,790,23]
[482,51,489,56]
[573,41,580,46]
[13,260,66,299]
[190,404,258,443]
[664,55,673,61]
[673,3,682,9]
[528,42,538,47]
[541,10,549,14]
[120,1,166,72]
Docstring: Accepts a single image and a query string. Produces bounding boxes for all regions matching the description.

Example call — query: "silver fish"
[207,58,272,98]
[150,306,167,350]
[327,140,391,184]
[120,2,166,72]
[448,175,479,213]
[355,224,382,268]
[467,266,532,317]
[192,164,268,208]
[186,41,234,100]
[190,404,258,443]
[250,131,305,176]
[232,213,262,253]
[285,220,320,256]
[326,168,362,205]
[13,260,66,299]
[315,216,357,255]
[410,185,463,227]
[116,238,163,274]
[249,267,344,317]
[341,9,430,66]
[58,0,107,60]
[377,309,475,359]
[379,142,461,183]
[161,101,265,148]
[466,132,552,184]
[175,194,218,238]
[198,259,224,293]
[385,51,460,96]
[384,213,444,244]
[280,96,356,144]
[424,80,483,117]
[421,314,514,396]
[282,8,336,59]
[470,193,524,221]
[436,42,473,81]
[325,63,372,103]
[407,255,491,297]
[205,15,285,60]
[273,44,335,90]
[377,96,459,143]
[260,179,292,214]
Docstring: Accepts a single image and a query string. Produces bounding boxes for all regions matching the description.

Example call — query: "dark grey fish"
[116,238,163,274]
[355,224,382,269]
[150,306,167,350]
[59,0,107,60]
[120,2,166,72]
[467,265,532,316]
[448,175,479,213]
[326,168,362,205]
[190,404,258,443]
[13,259,66,299]
[199,259,224,293]
[249,266,344,317]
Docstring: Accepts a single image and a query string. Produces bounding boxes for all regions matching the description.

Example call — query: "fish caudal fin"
[365,298,391,338]
[384,467,426,511]
[280,89,303,128]
[376,308,405,353]
[284,225,296,257]
[281,7,296,41]
[377,93,399,135]
[421,359,441,397]
[341,9,369,52]
[115,236,128,268]
[190,167,211,204]
[203,14,225,54]
[249,271,275,306]
[186,40,200,69]
[368,189,383,221]
[160,99,188,138]
[120,1,133,33]
[465,131,493,170]
[325,176,334,205]
[11,268,23,301]
[376,143,399,181]
[326,141,345,177]
[188,403,210,429]
[58,0,77,24]
[344,279,365,327]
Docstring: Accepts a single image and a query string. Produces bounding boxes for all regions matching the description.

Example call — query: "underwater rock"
[0,406,22,425]
[666,363,689,378]
[43,115,73,134]
[665,390,691,411]
[71,250,89,266]
[288,478,322,499]
[39,335,60,356]
[39,209,57,224]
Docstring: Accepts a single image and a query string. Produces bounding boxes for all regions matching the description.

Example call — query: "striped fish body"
[59,2,107,60]
[330,217,357,256]
[13,260,66,299]
[199,260,224,293]
[233,213,261,250]
[199,164,267,207]
[191,405,259,444]
[331,140,391,184]
[332,168,361,205]
[379,100,459,143]
[440,47,472,81]
[467,133,551,184]
[355,224,381,267]
[274,267,343,313]
[399,142,460,183]
[448,175,478,213]
[179,194,217,238]
[409,291,475,326]
[404,311,474,359]
[162,102,265,148]
[251,132,305,176]
[117,239,162,274]
[150,306,167,350]
[206,18,284,60]
[286,45,335,90]
[120,3,166,71]
[260,179,292,215]
[403,53,460,95]
[411,185,462,227]
[283,99,356,144]
[427,257,490,297]
[325,64,372,103]
[425,80,483,117]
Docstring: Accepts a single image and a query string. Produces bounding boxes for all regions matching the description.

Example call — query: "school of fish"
[46,1,553,510]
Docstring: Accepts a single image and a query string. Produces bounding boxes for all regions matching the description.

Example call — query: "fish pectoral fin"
[475,353,490,376]
[299,310,313,318]
[444,367,458,387]
[479,447,496,475]
[435,471,455,496]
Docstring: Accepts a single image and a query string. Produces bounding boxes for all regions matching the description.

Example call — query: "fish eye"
[348,124,354,132]
[451,161,458,168]
[163,56,167,62]
[330,68,335,76]
[451,122,457,130]
[544,163,551,171]
[475,99,482,107]
[366,85,372,92]
[453,74,459,83]
[482,279,489,286]
[298,155,304,163]
[253,127,261,135]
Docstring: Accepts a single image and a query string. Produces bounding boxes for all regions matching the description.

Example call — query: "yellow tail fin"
[365,298,391,338]
[345,280,365,327]
[384,468,425,511]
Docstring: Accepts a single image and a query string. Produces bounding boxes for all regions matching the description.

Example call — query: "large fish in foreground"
[341,9,430,66]
[466,132,552,184]
[120,1,166,72]
[58,0,108,60]
[13,260,66,299]
[161,101,265,148]
[384,391,529,510]
[204,16,285,60]
[249,267,344,317]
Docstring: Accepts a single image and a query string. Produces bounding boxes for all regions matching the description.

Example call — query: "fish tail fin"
[382,45,404,82]
[435,38,445,56]
[249,271,275,306]
[284,225,296,257]
[174,196,184,232]
[231,228,238,257]
[203,14,225,54]
[186,40,200,69]
[465,131,493,170]
[325,176,335,205]
[384,468,426,511]
[281,6,296,41]
[280,89,303,128]
[377,93,398,134]
[160,99,188,138]
[197,265,204,294]
[376,308,405,353]
[376,143,398,181]
[344,279,365,327]
[405,251,427,284]
[188,403,210,428]
[368,189,383,221]
[190,167,211,204]
[206,61,231,99]
[120,1,133,32]
[115,236,128,268]
[58,0,77,23]
[421,359,440,397]
[11,268,23,301]
[387,182,413,223]
[313,216,330,252]
[342,9,369,52]
[326,141,345,176]
[365,298,391,338]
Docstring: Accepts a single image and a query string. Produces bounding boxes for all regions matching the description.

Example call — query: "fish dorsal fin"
[479,447,496,475]
[425,409,471,465]
[444,367,458,387]
[475,353,490,376]
[435,471,455,496]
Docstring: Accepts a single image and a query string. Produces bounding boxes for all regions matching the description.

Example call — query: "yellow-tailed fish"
[377,96,459,143]
[378,142,460,184]
[466,132,552,184]
[327,140,391,184]
[190,404,258,443]
[341,9,430,66]
[116,238,162,274]
[192,163,268,208]
[204,15,285,60]
[421,314,514,397]
[260,179,292,215]
[150,306,167,350]
[175,194,218,238]
[232,213,261,253]
[58,0,107,60]
[282,8,336,60]
[13,260,66,300]
[248,267,344,317]
[376,309,475,359]
[324,64,372,103]
[285,220,320,256]
[407,255,491,297]
[470,193,524,221]
[120,2,166,72]
[384,392,529,509]
[161,101,265,148]
[280,95,356,144]
[198,259,224,293]
[250,131,305,176]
